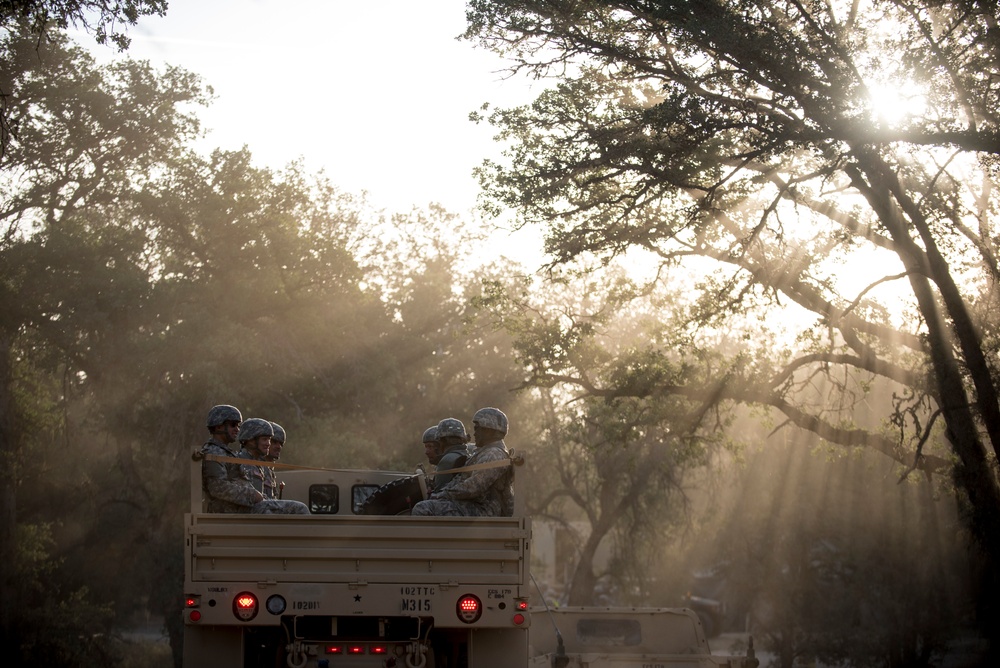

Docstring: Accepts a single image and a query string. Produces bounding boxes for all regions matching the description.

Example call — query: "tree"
[0,0,168,159]
[527,388,701,605]
[348,203,534,467]
[0,26,207,661]
[12,523,121,666]
[476,266,717,604]
[465,0,1000,642]
[703,439,974,668]
[0,0,166,48]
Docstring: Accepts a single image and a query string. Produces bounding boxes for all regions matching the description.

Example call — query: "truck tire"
[358,475,426,515]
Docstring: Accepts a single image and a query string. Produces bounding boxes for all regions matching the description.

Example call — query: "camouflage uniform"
[202,436,309,514]
[201,437,264,513]
[411,439,513,517]
[249,497,310,514]
[238,446,278,499]
[240,418,309,514]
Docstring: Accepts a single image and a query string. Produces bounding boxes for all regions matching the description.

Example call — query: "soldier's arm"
[202,458,228,484]
[203,457,264,507]
[206,477,264,507]
[434,451,506,501]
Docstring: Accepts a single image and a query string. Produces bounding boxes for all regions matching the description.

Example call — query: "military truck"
[529,606,757,668]
[183,452,531,668]
[182,451,756,668]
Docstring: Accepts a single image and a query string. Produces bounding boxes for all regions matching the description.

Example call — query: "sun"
[866,79,928,127]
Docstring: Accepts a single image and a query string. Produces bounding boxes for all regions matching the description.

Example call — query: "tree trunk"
[851,153,1000,644]
[566,540,600,606]
[0,335,17,656]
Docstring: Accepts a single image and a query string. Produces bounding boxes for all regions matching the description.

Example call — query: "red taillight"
[370,645,388,654]
[233,592,259,621]
[516,600,528,611]
[513,613,525,625]
[456,594,482,623]
[325,645,343,655]
[189,610,202,622]
[185,596,199,608]
[347,645,365,655]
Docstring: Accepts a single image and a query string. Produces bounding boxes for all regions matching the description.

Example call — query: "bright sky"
[90,0,537,218]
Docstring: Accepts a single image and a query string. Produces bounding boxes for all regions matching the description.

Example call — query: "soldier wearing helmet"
[421,426,441,465]
[206,404,242,445]
[241,418,308,514]
[428,418,471,490]
[266,422,288,498]
[411,407,513,517]
[238,418,280,500]
[201,404,254,512]
[267,422,286,463]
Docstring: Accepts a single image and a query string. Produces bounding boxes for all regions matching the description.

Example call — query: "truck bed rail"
[186,512,529,585]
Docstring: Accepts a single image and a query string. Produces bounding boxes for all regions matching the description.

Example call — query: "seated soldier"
[265,421,288,498]
[238,419,279,499]
[429,417,471,490]
[421,424,441,469]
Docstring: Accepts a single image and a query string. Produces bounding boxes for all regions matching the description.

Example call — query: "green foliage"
[465,0,999,437]
[117,639,173,668]
[0,0,167,50]
[465,0,1000,647]
[0,20,548,666]
[13,523,120,666]
[703,440,973,667]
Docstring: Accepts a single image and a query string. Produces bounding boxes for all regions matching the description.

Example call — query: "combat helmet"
[207,404,242,428]
[270,422,286,444]
[472,407,508,436]
[237,418,274,443]
[422,426,439,443]
[436,418,468,441]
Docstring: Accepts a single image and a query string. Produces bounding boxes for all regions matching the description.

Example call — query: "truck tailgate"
[186,513,529,585]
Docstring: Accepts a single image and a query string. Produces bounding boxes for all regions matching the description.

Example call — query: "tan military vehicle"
[530,606,758,668]
[184,453,531,668]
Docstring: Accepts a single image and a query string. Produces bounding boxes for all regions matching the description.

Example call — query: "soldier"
[411,407,513,517]
[421,425,441,466]
[201,404,250,512]
[238,418,279,500]
[430,418,471,490]
[267,422,286,463]
[266,421,287,498]
[201,409,308,514]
